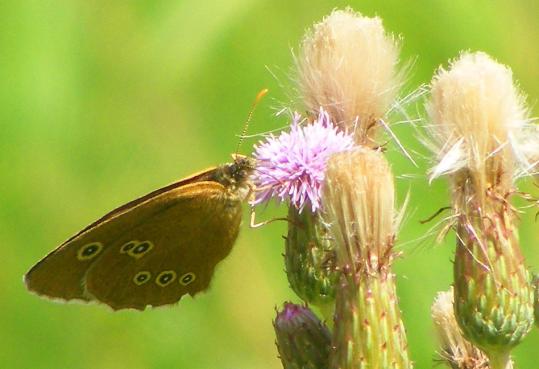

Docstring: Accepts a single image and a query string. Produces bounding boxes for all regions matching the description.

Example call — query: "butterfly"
[25,154,256,310]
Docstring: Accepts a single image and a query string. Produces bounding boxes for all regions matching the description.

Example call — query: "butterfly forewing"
[59,168,224,246]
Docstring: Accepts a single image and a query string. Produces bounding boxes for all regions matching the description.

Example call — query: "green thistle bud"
[426,52,535,368]
[453,211,533,363]
[323,149,412,369]
[274,302,331,369]
[285,206,339,316]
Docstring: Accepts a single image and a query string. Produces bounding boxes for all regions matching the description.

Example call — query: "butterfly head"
[230,154,256,182]
[211,154,256,201]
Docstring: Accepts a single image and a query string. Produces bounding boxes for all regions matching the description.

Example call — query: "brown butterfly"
[25,155,256,310]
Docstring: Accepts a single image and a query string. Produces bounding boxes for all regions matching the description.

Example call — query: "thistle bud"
[323,149,411,369]
[285,206,339,316]
[296,9,402,144]
[274,303,331,369]
[426,52,534,368]
[432,289,490,369]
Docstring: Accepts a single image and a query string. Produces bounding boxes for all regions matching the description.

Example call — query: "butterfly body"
[25,156,255,310]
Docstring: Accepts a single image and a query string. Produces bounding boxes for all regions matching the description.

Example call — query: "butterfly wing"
[84,182,242,310]
[25,181,243,310]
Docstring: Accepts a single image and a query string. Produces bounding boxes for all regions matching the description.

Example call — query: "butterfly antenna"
[235,88,268,157]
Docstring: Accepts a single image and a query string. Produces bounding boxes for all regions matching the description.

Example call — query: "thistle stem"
[489,352,512,369]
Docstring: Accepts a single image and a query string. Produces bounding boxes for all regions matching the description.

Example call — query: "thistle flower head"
[296,8,402,144]
[323,148,396,273]
[426,52,533,193]
[253,109,355,212]
[432,289,490,369]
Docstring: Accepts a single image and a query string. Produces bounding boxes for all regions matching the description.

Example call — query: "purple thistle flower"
[252,109,355,212]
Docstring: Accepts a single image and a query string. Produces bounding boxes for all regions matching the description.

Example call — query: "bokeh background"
[2,1,539,368]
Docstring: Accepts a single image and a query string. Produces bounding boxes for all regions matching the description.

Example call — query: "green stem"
[489,352,512,369]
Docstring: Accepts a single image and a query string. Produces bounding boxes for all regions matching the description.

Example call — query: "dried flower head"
[432,289,490,369]
[296,8,402,144]
[426,52,533,189]
[253,109,355,212]
[323,148,396,273]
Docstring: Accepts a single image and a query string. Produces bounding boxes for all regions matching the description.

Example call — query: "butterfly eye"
[120,241,136,254]
[179,272,196,286]
[133,271,152,285]
[127,241,154,259]
[77,242,103,261]
[155,270,177,287]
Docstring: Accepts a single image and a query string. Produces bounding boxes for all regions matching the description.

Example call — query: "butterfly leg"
[249,207,291,228]
[249,206,303,229]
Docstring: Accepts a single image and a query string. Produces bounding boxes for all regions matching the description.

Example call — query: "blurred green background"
[2,0,539,368]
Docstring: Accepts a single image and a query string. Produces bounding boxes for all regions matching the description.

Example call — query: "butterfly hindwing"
[24,198,157,302]
[84,181,243,310]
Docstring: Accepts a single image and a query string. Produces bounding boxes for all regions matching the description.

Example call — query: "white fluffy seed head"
[431,289,489,369]
[426,52,534,195]
[323,148,396,274]
[296,9,402,145]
